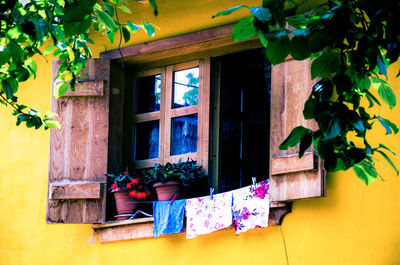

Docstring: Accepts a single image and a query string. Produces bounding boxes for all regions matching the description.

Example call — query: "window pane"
[172,67,199,109]
[171,114,198,155]
[135,74,161,114]
[134,121,159,160]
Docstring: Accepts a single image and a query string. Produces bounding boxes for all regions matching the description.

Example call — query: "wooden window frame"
[131,60,210,170]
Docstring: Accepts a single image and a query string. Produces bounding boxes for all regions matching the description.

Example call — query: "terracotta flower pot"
[113,189,138,217]
[153,181,182,201]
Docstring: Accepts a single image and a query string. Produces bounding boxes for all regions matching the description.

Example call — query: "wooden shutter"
[46,59,110,223]
[270,59,326,202]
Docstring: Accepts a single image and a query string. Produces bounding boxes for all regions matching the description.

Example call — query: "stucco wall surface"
[1,1,400,265]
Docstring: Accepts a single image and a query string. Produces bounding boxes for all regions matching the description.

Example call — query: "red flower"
[129,190,137,198]
[126,182,132,189]
[124,170,129,175]
[111,183,118,190]
[131,178,139,186]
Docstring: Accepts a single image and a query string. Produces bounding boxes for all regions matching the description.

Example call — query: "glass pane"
[171,114,198,155]
[134,121,159,160]
[172,67,199,109]
[135,74,161,114]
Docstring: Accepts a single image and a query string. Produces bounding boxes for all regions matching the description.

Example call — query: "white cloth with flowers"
[231,180,270,235]
[185,191,232,239]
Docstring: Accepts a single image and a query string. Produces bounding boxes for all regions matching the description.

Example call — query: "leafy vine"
[213,0,399,184]
[0,0,157,129]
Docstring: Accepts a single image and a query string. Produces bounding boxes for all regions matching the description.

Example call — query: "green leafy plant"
[142,159,208,187]
[0,0,157,129]
[106,169,151,199]
[213,0,399,185]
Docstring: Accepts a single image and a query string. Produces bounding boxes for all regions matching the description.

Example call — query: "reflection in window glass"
[135,74,161,114]
[134,121,159,160]
[171,114,198,155]
[172,67,199,109]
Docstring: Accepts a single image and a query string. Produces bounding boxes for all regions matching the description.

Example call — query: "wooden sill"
[92,203,291,243]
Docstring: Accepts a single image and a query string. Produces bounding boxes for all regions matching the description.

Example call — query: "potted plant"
[106,169,151,220]
[142,159,208,200]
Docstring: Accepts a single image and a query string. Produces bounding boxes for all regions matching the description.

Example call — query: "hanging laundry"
[232,180,270,235]
[185,191,232,239]
[153,199,186,238]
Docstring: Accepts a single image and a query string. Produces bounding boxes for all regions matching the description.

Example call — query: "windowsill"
[92,202,291,243]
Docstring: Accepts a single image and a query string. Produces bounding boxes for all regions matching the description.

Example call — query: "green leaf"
[232,17,257,41]
[311,52,340,79]
[317,111,341,139]
[127,21,141,32]
[266,36,290,65]
[117,5,131,14]
[250,6,272,22]
[364,89,381,107]
[378,144,396,156]
[212,5,249,18]
[346,111,365,134]
[357,76,371,91]
[149,0,158,16]
[353,162,377,185]
[93,20,100,32]
[24,59,37,78]
[377,116,399,134]
[142,23,156,37]
[44,119,61,129]
[303,97,316,119]
[376,150,399,175]
[371,77,396,109]
[8,40,24,64]
[64,18,92,36]
[103,1,114,16]
[287,15,308,28]
[0,49,11,66]
[106,31,115,43]
[54,82,70,99]
[279,126,312,150]
[289,36,310,61]
[44,45,56,56]
[376,54,387,77]
[95,9,118,32]
[299,131,312,158]
[2,80,14,99]
[257,32,268,47]
[44,112,58,119]
[122,26,130,43]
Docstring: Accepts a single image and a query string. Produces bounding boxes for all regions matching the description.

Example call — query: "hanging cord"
[280,225,289,265]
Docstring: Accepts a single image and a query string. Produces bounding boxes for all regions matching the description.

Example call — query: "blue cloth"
[153,199,186,238]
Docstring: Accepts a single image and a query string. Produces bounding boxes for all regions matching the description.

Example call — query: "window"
[46,24,325,225]
[128,60,210,171]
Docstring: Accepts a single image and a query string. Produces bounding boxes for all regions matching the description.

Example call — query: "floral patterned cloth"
[185,191,232,239]
[232,180,270,235]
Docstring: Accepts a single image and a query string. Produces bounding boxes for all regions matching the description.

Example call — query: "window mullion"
[162,65,174,164]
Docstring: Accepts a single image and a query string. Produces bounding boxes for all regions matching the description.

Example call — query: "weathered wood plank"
[271,152,317,175]
[47,58,110,224]
[101,24,236,60]
[270,59,326,202]
[93,219,154,242]
[62,80,105,97]
[50,183,104,199]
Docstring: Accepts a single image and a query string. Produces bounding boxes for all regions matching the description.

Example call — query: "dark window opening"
[210,48,271,192]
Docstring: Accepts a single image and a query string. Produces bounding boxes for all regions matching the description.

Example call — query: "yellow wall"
[1,1,400,264]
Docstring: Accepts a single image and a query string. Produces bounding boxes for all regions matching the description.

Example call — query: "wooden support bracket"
[50,182,104,199]
[271,152,317,176]
[61,80,105,97]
